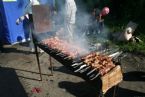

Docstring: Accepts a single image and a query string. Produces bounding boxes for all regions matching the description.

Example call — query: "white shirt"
[65,0,77,24]
[25,0,40,14]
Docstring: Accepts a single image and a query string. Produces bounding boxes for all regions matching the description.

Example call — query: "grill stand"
[98,85,118,97]
[33,41,122,96]
[33,39,53,81]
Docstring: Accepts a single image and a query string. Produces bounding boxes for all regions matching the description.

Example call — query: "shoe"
[39,49,44,53]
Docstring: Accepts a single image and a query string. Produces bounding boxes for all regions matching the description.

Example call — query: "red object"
[31,87,42,93]
[100,7,110,16]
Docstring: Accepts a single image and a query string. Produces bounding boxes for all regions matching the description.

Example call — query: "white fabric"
[65,0,77,24]
[124,27,133,41]
[65,23,74,38]
[25,0,40,15]
[118,27,133,41]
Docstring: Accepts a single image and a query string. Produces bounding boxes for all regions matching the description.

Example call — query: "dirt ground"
[0,42,145,97]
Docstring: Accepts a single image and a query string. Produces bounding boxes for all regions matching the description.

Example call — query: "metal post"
[34,43,42,81]
[99,91,105,97]
[113,85,118,97]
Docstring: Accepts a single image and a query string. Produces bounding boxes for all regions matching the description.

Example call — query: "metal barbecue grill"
[31,5,123,96]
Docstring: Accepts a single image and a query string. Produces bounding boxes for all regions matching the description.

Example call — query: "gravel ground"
[0,43,145,97]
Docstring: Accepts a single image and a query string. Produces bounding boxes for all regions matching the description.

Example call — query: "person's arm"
[16,14,29,25]
[16,2,31,25]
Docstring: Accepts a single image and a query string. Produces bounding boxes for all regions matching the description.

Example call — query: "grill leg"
[98,85,118,97]
[34,43,42,81]
[113,85,118,97]
[99,91,105,97]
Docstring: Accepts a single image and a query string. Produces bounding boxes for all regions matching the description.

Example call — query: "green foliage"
[104,0,145,53]
[116,42,145,53]
[81,0,145,53]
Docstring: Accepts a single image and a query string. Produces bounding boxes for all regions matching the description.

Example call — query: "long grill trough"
[38,36,121,81]
[32,5,123,95]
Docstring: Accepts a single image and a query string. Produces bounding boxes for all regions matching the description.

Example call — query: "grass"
[105,17,145,54]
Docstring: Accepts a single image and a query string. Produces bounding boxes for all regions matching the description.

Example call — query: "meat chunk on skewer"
[83,53,115,76]
[41,37,87,59]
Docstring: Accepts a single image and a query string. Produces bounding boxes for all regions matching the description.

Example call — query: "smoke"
[33,0,111,56]
[53,1,92,55]
[52,0,111,55]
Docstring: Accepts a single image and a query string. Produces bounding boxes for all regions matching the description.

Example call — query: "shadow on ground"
[1,42,34,54]
[50,66,75,75]
[0,67,28,97]
[1,47,31,54]
[113,87,145,97]
[59,81,145,97]
[59,81,99,97]
[123,71,145,81]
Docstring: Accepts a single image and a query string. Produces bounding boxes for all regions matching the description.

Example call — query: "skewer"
[108,51,122,58]
[107,48,120,55]
[90,73,100,80]
[72,58,82,63]
[71,62,83,67]
[56,52,62,55]
[74,64,87,72]
[61,54,67,58]
[79,66,91,73]
[55,50,60,54]
[56,53,66,57]
[89,73,96,79]
[64,56,72,60]
[87,68,97,76]
[73,63,86,68]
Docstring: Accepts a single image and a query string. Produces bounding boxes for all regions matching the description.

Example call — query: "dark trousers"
[0,41,4,52]
[89,20,104,34]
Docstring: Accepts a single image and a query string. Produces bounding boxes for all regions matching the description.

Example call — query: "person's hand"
[16,18,21,25]
[16,16,25,25]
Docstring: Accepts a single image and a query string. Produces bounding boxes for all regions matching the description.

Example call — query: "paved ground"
[0,42,145,97]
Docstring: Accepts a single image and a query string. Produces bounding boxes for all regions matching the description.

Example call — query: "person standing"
[16,0,43,53]
[91,6,110,34]
[64,0,77,42]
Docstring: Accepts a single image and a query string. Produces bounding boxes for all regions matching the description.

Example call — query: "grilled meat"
[41,37,87,59]
[83,53,115,76]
